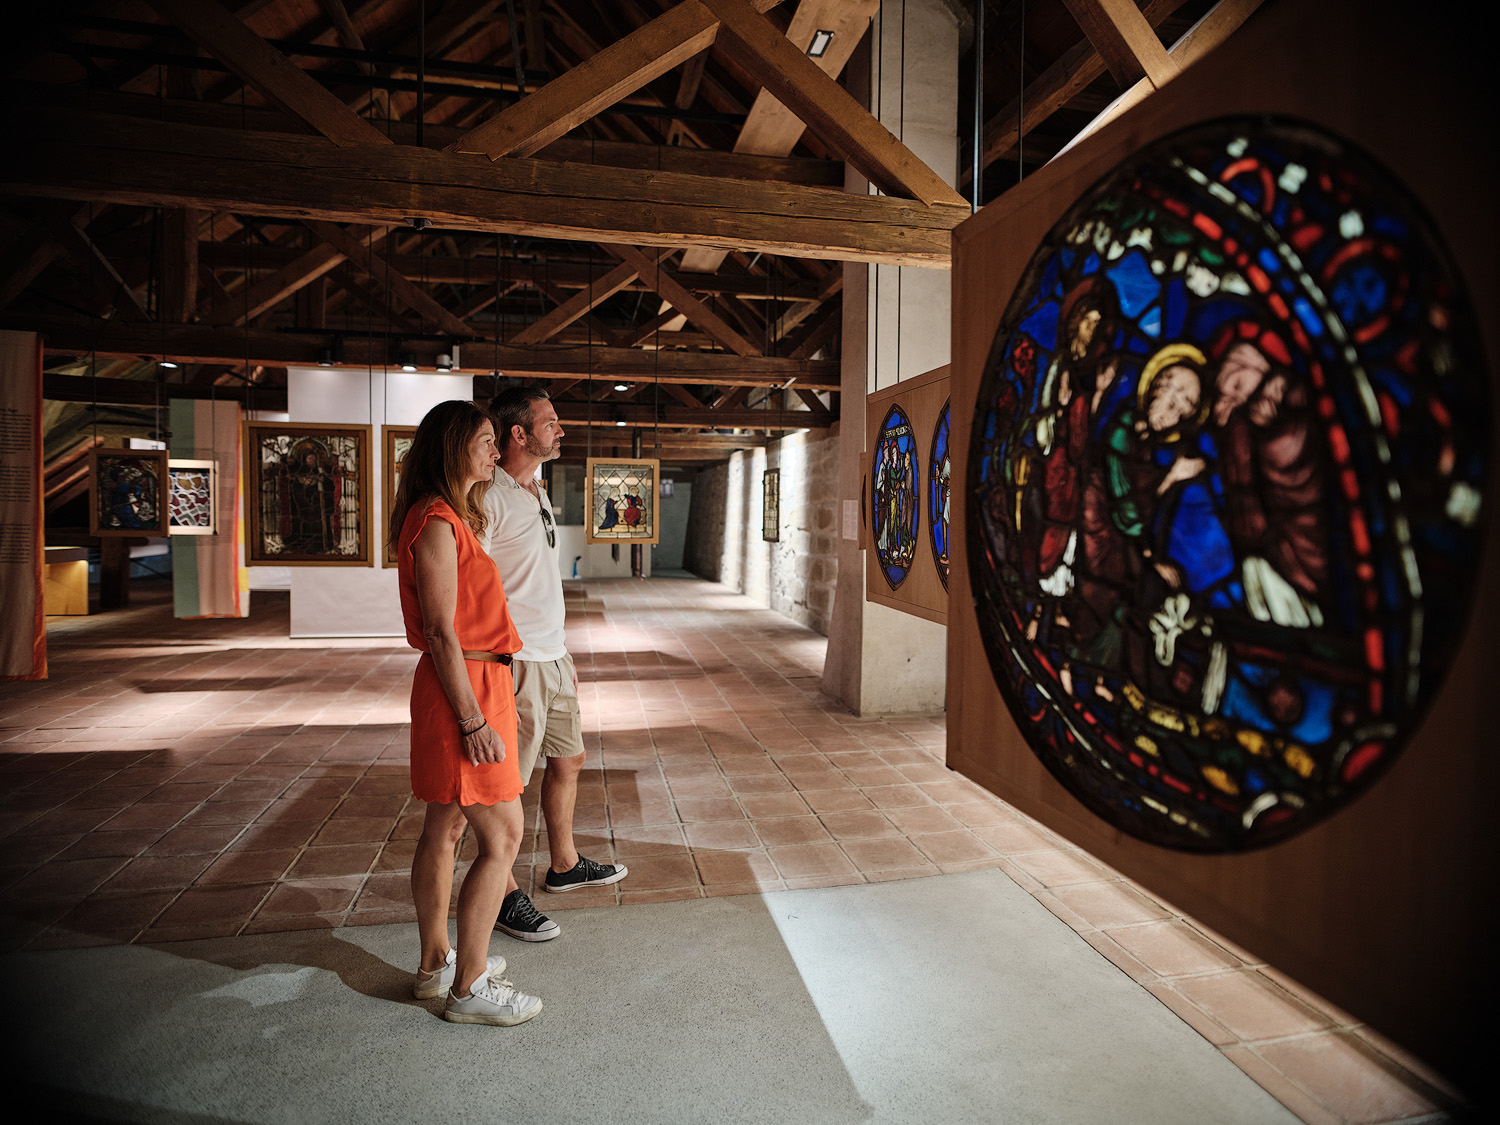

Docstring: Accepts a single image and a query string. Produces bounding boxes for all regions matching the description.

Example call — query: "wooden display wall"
[864,364,949,624]
[948,0,1498,1091]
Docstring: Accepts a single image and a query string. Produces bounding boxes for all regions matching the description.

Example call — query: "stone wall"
[683,425,840,636]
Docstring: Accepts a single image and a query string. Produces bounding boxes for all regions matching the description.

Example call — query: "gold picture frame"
[243,422,372,566]
[585,457,660,545]
[381,425,418,567]
[89,448,169,537]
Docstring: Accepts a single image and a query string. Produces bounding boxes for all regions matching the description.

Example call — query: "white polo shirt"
[482,466,567,663]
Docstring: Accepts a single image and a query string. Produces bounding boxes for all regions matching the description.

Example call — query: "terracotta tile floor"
[0,577,1460,1123]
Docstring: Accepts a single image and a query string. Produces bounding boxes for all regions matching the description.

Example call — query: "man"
[483,386,628,942]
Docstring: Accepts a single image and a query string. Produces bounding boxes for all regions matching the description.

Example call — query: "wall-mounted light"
[807,29,834,58]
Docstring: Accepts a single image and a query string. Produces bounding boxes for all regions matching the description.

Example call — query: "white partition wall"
[287,367,472,637]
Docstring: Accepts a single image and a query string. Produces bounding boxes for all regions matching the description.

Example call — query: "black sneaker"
[543,855,629,893]
[495,890,560,942]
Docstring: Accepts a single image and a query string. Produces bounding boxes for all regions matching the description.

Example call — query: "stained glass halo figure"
[871,404,920,590]
[929,399,952,590]
[967,116,1487,853]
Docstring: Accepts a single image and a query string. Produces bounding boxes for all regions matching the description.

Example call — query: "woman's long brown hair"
[388,400,494,550]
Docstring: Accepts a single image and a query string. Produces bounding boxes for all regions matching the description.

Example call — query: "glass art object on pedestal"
[89,448,169,536]
[929,400,952,590]
[967,117,1487,852]
[381,425,417,567]
[245,423,371,565]
[586,457,659,545]
[763,469,780,542]
[871,404,920,590]
[167,458,216,535]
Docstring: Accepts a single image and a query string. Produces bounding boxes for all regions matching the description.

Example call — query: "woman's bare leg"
[453,797,525,995]
[412,801,466,972]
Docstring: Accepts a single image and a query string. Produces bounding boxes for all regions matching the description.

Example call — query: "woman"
[390,399,542,1027]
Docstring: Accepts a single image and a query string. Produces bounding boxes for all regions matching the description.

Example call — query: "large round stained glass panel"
[967,118,1487,852]
[872,404,920,589]
[930,400,952,590]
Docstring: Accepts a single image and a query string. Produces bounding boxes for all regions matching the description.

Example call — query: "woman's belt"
[461,650,513,665]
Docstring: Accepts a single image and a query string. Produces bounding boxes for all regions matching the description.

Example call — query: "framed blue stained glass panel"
[966,117,1488,852]
[929,400,951,590]
[871,404,920,590]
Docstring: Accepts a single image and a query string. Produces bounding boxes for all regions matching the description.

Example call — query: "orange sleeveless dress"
[397,499,523,805]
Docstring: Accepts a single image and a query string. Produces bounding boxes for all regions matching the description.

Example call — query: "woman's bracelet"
[461,720,489,738]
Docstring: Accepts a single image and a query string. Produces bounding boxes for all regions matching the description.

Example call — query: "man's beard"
[522,431,560,460]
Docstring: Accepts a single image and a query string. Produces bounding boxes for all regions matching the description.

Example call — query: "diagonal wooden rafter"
[699,0,965,208]
[1063,0,1270,154]
[447,0,783,160]
[981,0,1190,170]
[207,225,390,326]
[1060,0,1179,89]
[679,0,876,274]
[306,222,471,338]
[605,243,761,357]
[510,250,671,345]
[39,206,151,321]
[144,0,393,148]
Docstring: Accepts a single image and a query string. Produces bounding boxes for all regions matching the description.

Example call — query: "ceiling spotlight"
[615,419,627,427]
[436,353,453,372]
[807,29,834,58]
[399,352,418,372]
[158,359,179,370]
[614,382,630,392]
[317,348,335,367]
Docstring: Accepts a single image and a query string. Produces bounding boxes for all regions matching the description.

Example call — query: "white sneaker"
[443,976,543,1026]
[413,948,507,1000]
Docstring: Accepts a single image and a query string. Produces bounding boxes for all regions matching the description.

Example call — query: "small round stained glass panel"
[967,118,1488,852]
[872,404,920,590]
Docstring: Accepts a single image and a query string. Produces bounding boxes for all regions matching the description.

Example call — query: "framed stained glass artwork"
[167,458,216,536]
[967,117,1487,853]
[870,404,919,590]
[381,425,417,567]
[763,469,780,542]
[89,448,169,537]
[585,457,659,545]
[928,400,951,590]
[244,422,371,565]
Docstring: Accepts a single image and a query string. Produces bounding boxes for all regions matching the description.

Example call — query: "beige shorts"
[512,653,585,782]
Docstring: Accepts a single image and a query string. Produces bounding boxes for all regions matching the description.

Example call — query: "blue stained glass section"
[966,116,1488,853]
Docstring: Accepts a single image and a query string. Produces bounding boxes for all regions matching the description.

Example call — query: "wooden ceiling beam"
[510,250,672,345]
[679,0,876,273]
[142,0,393,148]
[981,0,1190,169]
[39,207,150,321]
[1060,0,1179,90]
[448,1,782,160]
[700,0,965,208]
[1063,0,1270,153]
[553,404,830,429]
[21,82,843,185]
[21,314,838,388]
[207,225,389,326]
[306,220,471,338]
[606,243,761,357]
[160,208,202,325]
[5,109,960,268]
